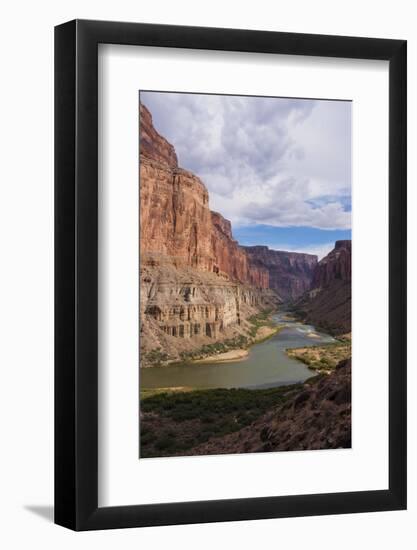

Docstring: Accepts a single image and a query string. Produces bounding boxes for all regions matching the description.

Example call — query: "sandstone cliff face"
[242,246,317,302]
[295,240,351,335]
[140,259,278,364]
[140,102,178,168]
[311,240,351,288]
[140,156,214,271]
[210,211,270,288]
[140,103,277,364]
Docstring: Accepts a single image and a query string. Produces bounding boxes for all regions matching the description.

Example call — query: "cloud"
[242,197,350,230]
[246,238,335,260]
[266,242,335,260]
[141,92,351,231]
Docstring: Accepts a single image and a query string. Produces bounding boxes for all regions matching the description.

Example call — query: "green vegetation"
[286,337,351,372]
[140,384,300,458]
[247,309,275,338]
[143,309,281,367]
[177,335,249,363]
[174,309,280,363]
[143,348,171,367]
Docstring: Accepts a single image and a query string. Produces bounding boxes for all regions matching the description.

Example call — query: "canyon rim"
[139,92,352,458]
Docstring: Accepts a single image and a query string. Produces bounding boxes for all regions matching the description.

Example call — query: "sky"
[140,91,352,259]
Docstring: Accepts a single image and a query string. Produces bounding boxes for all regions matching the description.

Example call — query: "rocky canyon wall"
[242,246,317,302]
[295,240,352,335]
[140,260,277,363]
[139,103,276,363]
[140,103,269,288]
[311,240,351,288]
[139,101,340,363]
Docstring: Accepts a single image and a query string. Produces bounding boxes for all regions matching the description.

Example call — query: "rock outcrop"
[242,246,317,302]
[139,103,277,364]
[185,358,351,455]
[140,103,268,287]
[311,240,351,288]
[210,212,270,288]
[140,259,278,363]
[140,102,178,168]
[140,155,214,272]
[295,240,351,335]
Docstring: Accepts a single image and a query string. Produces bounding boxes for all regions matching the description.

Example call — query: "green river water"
[140,313,335,390]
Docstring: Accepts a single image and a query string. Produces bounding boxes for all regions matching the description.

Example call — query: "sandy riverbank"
[306,331,321,339]
[254,325,282,342]
[192,325,283,364]
[193,348,250,364]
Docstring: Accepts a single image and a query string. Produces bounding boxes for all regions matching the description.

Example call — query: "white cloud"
[266,242,335,260]
[141,92,351,231]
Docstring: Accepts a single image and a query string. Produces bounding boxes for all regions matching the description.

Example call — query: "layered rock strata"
[242,246,317,302]
[139,103,277,364]
[140,259,278,363]
[295,240,351,335]
[139,101,344,363]
[139,103,268,287]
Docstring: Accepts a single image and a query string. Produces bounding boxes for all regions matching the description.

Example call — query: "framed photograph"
[55,20,406,530]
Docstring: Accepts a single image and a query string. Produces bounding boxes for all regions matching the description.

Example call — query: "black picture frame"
[55,19,407,531]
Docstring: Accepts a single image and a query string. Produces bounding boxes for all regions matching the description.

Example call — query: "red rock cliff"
[210,211,269,288]
[140,102,269,288]
[295,240,352,335]
[242,246,318,301]
[311,240,351,288]
[140,102,178,168]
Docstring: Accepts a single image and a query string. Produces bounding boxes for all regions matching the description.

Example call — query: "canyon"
[139,100,352,458]
[140,103,279,365]
[139,102,345,365]
[242,245,317,302]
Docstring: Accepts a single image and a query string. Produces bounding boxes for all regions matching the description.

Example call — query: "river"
[140,312,336,390]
